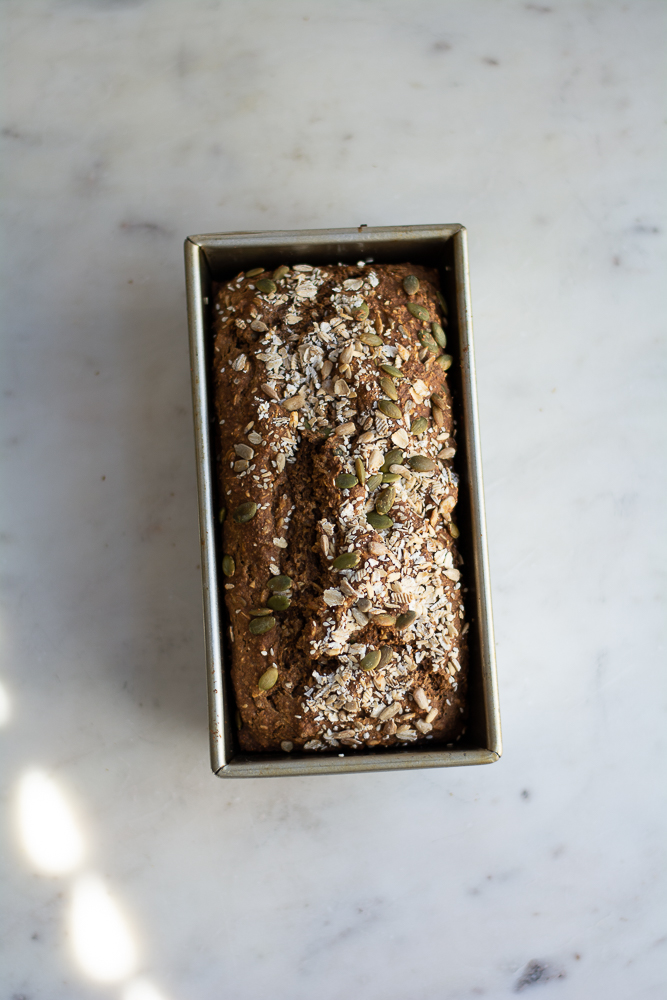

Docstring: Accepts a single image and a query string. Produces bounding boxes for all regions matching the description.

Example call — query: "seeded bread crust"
[211,262,468,753]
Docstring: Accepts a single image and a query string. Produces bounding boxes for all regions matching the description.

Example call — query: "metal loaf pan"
[184,224,501,778]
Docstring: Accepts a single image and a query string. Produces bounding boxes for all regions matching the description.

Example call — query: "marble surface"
[1,2,665,998]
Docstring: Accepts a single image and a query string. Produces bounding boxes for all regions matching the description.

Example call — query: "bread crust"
[211,262,468,753]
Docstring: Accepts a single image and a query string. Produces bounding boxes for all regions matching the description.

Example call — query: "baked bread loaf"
[211,261,468,753]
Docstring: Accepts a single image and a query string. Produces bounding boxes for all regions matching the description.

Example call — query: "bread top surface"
[211,262,468,753]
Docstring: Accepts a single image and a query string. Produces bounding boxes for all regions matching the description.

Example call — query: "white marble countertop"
[1,2,665,998]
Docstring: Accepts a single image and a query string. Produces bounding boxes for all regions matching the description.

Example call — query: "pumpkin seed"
[255,278,276,294]
[354,457,366,485]
[379,377,398,400]
[273,265,290,281]
[395,610,417,630]
[378,646,394,668]
[366,473,383,491]
[381,448,403,472]
[403,274,420,295]
[367,512,393,531]
[436,354,453,371]
[333,551,360,570]
[258,666,278,689]
[373,613,397,626]
[335,473,358,489]
[219,508,226,523]
[375,486,396,514]
[245,267,265,278]
[268,593,291,611]
[437,290,448,315]
[233,501,258,523]
[268,575,292,592]
[378,399,402,420]
[282,394,305,411]
[353,301,369,320]
[360,649,381,672]
[411,417,428,436]
[408,302,430,322]
[382,472,400,484]
[359,332,383,346]
[249,616,276,636]
[408,455,437,473]
[380,363,404,379]
[249,607,273,616]
[222,555,235,577]
[449,523,460,539]
[419,332,440,354]
[431,322,447,348]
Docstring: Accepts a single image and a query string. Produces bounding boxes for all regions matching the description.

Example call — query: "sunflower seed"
[262,383,281,401]
[431,322,447,347]
[334,421,356,437]
[250,319,268,333]
[282,394,305,411]
[389,463,414,479]
[234,460,248,472]
[425,708,439,724]
[413,687,429,710]
[268,575,292,592]
[436,354,453,370]
[432,406,445,427]
[408,455,437,472]
[333,551,360,570]
[275,453,286,472]
[234,443,254,460]
[359,333,383,346]
[411,417,428,436]
[366,473,383,491]
[339,343,355,366]
[249,616,276,636]
[222,555,235,577]
[255,278,277,294]
[431,393,447,409]
[356,597,372,612]
[360,649,382,671]
[449,522,460,538]
[233,501,258,523]
[368,449,384,473]
[335,474,358,489]
[438,447,456,460]
[280,740,293,752]
[396,610,418,630]
[375,486,396,514]
[351,608,369,627]
[249,607,273,616]
[258,666,278,689]
[273,265,290,281]
[378,399,402,420]
[415,720,432,735]
[354,458,366,485]
[367,512,393,531]
[408,302,430,322]
[232,354,247,371]
[403,274,420,295]
[379,702,401,721]
[379,377,398,400]
[380,363,404,379]
[334,379,350,396]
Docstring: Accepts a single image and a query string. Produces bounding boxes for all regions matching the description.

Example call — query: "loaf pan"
[184,224,501,778]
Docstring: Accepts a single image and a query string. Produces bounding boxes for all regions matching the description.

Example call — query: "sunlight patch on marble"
[17,770,85,874]
[70,874,138,983]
